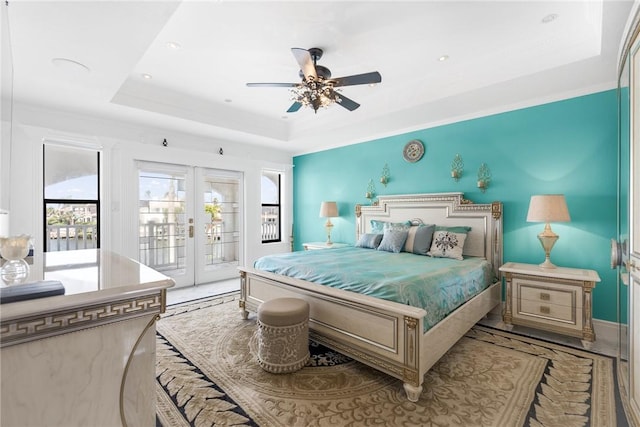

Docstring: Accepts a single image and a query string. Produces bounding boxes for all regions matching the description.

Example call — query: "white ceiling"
[6,1,634,156]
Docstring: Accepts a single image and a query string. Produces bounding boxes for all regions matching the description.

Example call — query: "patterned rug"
[156,293,622,427]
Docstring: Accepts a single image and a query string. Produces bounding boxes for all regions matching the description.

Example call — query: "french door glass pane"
[202,175,239,270]
[139,171,187,274]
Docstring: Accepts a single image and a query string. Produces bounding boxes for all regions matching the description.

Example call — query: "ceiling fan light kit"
[247,47,381,114]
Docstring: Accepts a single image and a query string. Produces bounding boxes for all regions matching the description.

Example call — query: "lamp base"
[325,220,334,246]
[538,257,557,269]
[537,223,559,269]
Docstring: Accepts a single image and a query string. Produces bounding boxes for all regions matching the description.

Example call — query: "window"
[261,170,281,243]
[43,144,100,252]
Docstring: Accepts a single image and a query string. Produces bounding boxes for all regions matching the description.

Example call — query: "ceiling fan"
[246,47,382,114]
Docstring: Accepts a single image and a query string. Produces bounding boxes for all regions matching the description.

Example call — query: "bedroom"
[1,1,639,426]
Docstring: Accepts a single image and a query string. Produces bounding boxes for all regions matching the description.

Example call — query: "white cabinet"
[500,262,600,349]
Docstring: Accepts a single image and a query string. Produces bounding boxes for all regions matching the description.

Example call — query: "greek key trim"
[1,292,165,348]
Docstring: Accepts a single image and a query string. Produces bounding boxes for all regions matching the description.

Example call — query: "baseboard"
[592,318,621,355]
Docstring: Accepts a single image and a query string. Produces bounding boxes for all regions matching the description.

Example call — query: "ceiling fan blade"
[291,48,317,82]
[335,93,360,111]
[286,102,303,113]
[246,82,297,88]
[331,71,382,87]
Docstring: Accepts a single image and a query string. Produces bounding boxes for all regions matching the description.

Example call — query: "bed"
[239,192,503,402]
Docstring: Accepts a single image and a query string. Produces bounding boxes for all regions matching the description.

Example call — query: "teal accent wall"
[293,90,618,322]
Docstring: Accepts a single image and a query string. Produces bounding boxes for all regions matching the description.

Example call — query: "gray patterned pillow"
[377,230,409,253]
[355,233,383,249]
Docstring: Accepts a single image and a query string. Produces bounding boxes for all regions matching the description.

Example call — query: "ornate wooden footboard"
[239,192,503,401]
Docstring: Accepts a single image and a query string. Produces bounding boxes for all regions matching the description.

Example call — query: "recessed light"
[281,115,288,119]
[166,41,181,50]
[51,57,90,73]
[141,73,153,80]
[542,13,558,24]
[224,99,232,103]
[438,55,449,62]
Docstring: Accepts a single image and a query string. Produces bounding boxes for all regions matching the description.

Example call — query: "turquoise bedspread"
[253,247,494,332]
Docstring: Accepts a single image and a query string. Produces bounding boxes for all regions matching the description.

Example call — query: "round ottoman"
[256,298,310,373]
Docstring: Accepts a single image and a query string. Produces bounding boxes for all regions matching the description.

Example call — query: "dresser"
[500,262,600,349]
[0,249,174,427]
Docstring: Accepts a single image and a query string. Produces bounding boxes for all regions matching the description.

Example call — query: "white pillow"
[427,230,467,260]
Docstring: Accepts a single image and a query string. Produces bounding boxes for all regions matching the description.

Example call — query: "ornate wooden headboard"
[356,192,503,278]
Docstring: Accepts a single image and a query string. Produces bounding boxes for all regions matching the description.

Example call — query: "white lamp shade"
[526,194,571,223]
[319,201,338,218]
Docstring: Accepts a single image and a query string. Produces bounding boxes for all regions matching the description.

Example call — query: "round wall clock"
[403,139,424,163]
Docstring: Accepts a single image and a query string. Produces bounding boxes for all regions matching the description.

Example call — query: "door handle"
[610,238,628,269]
[188,218,194,238]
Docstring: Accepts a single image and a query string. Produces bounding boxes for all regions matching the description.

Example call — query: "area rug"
[156,293,621,427]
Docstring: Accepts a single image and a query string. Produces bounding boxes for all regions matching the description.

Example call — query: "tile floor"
[166,278,240,305]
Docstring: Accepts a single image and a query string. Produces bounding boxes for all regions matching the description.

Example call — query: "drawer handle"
[540,292,550,301]
[539,306,550,315]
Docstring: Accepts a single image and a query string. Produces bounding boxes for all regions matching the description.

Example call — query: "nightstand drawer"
[512,277,581,328]
[517,300,574,323]
[519,284,574,307]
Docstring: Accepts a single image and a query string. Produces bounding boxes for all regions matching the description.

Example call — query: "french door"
[137,161,242,288]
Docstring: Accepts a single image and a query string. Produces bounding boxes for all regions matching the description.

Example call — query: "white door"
[629,37,640,423]
[137,162,242,288]
[195,167,242,284]
[138,162,194,288]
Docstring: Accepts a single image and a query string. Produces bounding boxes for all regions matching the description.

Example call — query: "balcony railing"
[261,206,280,242]
[139,222,185,272]
[46,224,98,252]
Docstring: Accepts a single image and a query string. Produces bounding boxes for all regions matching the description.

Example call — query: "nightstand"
[500,262,601,349]
[302,242,349,250]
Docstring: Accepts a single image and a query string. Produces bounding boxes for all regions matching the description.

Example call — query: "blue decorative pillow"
[403,224,435,255]
[383,221,411,232]
[377,230,409,253]
[427,230,468,260]
[370,220,411,233]
[355,233,383,249]
[370,220,386,233]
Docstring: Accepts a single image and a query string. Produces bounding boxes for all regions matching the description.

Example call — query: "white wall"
[1,0,13,216]
[8,102,293,268]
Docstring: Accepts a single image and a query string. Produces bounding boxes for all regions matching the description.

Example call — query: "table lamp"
[526,194,571,269]
[319,201,338,245]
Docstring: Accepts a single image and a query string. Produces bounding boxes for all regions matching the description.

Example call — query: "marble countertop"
[1,249,175,322]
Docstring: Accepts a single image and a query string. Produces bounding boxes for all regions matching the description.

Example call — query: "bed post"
[403,315,422,402]
[490,201,503,280]
[239,271,249,320]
